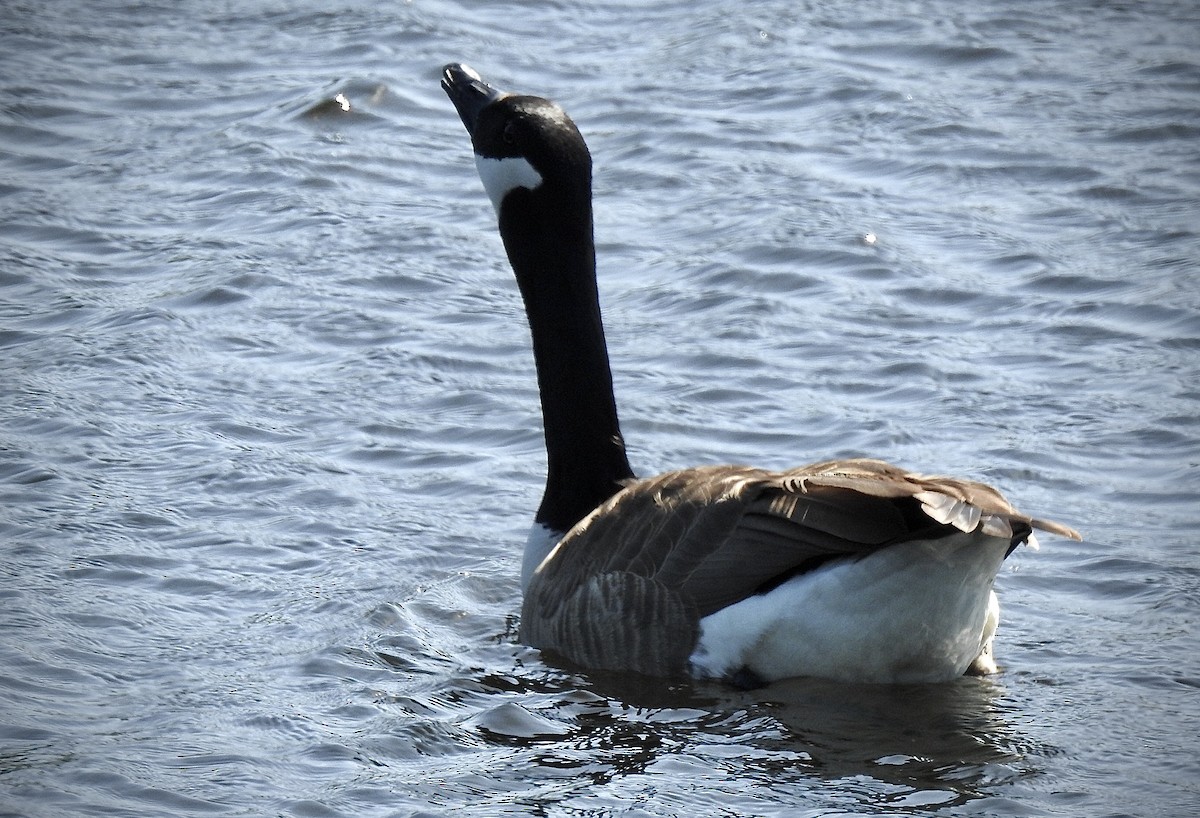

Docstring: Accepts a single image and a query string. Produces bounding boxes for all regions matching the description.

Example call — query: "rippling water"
[2,1,1198,815]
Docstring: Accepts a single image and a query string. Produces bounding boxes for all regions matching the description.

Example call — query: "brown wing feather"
[519,458,1080,676]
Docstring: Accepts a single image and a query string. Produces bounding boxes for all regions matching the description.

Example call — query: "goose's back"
[519,458,1077,676]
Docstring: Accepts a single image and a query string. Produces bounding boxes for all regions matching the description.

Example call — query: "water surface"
[2,1,1198,815]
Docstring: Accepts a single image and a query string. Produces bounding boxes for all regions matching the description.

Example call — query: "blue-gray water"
[2,1,1198,815]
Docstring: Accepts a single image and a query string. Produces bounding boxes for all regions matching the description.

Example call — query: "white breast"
[522,522,561,594]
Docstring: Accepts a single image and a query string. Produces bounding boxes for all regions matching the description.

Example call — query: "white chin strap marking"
[475,155,544,214]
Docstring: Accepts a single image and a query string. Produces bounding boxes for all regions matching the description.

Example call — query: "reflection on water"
[385,654,1041,812]
[765,677,1030,794]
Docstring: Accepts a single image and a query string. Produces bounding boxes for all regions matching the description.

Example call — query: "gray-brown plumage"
[521,459,1081,677]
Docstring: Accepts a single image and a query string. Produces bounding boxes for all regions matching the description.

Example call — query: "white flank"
[688,532,1012,684]
[475,155,544,214]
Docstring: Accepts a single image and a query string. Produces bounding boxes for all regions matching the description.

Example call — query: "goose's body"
[440,64,1080,685]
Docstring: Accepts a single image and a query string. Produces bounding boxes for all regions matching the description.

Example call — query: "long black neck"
[498,182,635,534]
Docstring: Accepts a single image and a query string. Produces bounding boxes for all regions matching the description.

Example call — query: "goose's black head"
[441,63,592,222]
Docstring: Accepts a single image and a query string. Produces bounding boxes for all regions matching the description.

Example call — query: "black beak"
[441,63,506,135]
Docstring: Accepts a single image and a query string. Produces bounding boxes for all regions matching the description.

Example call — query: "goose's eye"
[502,122,517,145]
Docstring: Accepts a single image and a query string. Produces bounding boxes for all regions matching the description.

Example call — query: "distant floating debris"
[304,92,352,118]
[298,82,389,121]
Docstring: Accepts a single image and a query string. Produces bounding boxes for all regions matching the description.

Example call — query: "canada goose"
[440,63,1080,686]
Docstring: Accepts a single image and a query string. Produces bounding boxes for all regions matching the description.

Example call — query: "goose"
[439,63,1080,686]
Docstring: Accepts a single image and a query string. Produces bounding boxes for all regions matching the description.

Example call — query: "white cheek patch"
[475,154,543,214]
